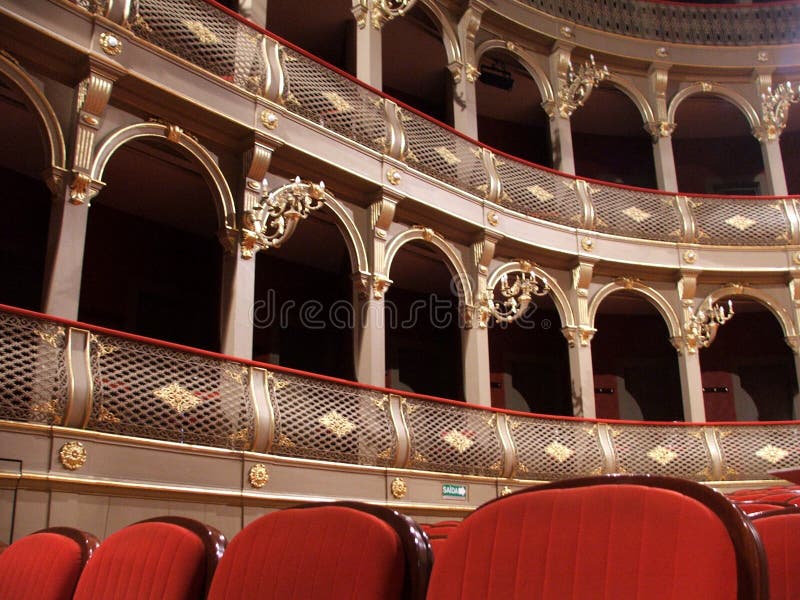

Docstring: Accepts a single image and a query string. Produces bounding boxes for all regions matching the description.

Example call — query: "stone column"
[351,0,384,89]
[220,136,278,358]
[563,331,597,418]
[563,261,597,417]
[786,276,800,418]
[544,44,576,174]
[646,66,679,192]
[450,6,483,138]
[460,234,499,407]
[759,137,789,196]
[675,347,707,422]
[42,59,123,318]
[353,193,398,386]
[239,0,267,26]
[675,272,708,422]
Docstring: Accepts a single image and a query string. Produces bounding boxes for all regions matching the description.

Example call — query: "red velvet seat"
[72,516,225,600]
[207,501,432,600]
[427,475,767,600]
[751,507,800,600]
[734,500,790,515]
[0,527,99,600]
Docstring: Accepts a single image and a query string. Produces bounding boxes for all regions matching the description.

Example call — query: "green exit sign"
[442,483,468,500]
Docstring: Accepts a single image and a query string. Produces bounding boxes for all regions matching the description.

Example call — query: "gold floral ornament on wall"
[59,441,87,470]
[248,463,269,488]
[391,477,407,499]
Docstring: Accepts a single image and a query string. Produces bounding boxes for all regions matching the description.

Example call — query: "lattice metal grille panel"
[132,0,266,92]
[281,47,387,154]
[495,160,582,227]
[522,0,800,45]
[268,371,397,466]
[508,416,604,480]
[88,334,254,449]
[591,184,682,242]
[400,109,487,195]
[0,312,68,425]
[691,195,790,247]
[609,424,713,480]
[691,196,789,246]
[716,424,800,481]
[403,400,503,477]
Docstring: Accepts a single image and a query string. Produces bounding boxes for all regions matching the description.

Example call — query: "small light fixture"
[479,61,514,91]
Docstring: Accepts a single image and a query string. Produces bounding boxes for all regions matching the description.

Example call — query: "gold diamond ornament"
[321,91,353,112]
[318,411,356,438]
[443,430,474,453]
[544,441,574,463]
[622,206,652,223]
[647,445,678,466]
[527,185,554,202]
[154,383,204,414]
[724,215,756,231]
[434,146,461,166]
[756,444,788,465]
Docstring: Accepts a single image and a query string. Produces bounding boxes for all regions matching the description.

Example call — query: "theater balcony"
[2,0,800,541]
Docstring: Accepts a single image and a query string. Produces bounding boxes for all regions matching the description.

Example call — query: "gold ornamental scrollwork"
[59,441,88,470]
[391,477,407,499]
[499,486,513,497]
[386,168,401,185]
[248,463,269,488]
[241,176,327,258]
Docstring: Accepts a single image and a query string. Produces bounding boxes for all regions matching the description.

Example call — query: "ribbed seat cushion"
[72,522,205,600]
[207,505,404,600]
[0,532,83,600]
[427,484,739,600]
[753,512,800,600]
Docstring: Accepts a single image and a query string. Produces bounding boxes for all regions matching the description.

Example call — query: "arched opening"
[0,76,53,311]
[488,292,571,415]
[700,297,797,421]
[385,240,463,399]
[592,291,682,421]
[78,139,222,351]
[252,212,355,379]
[780,102,800,195]
[382,5,451,125]
[673,95,764,195]
[476,50,550,166]
[265,0,355,74]
[571,83,656,188]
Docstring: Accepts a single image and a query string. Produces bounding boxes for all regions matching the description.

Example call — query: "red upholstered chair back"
[0,527,99,600]
[72,516,226,600]
[208,501,432,600]
[751,507,800,600]
[734,500,789,515]
[427,475,767,600]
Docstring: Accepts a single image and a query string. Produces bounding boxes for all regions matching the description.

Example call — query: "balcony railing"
[1,304,798,482]
[103,0,799,248]
[523,0,800,46]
